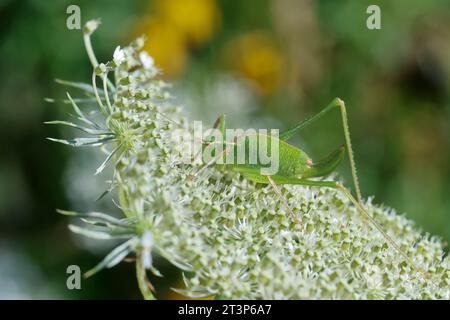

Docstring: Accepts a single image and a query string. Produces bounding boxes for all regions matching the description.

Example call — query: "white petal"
[113,46,125,64]
[139,51,154,69]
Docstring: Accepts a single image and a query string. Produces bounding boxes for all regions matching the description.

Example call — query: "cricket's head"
[302,145,346,178]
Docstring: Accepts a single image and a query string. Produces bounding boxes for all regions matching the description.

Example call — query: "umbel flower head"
[48,20,449,300]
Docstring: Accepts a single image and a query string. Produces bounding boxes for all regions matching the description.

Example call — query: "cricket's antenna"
[335,182,430,279]
[335,98,363,204]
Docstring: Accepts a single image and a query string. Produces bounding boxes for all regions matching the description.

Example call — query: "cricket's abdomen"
[224,134,345,181]
[276,139,312,177]
[225,134,313,179]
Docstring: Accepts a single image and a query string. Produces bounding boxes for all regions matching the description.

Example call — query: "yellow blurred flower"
[156,0,221,47]
[132,0,221,78]
[134,17,188,78]
[225,32,284,95]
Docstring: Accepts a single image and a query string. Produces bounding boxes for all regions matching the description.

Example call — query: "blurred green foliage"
[0,0,448,298]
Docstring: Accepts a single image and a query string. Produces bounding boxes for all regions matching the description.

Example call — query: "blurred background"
[0,0,449,299]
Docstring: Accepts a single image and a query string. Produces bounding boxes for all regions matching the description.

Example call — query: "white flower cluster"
[51,22,449,299]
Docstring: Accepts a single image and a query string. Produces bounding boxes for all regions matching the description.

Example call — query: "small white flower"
[139,51,154,69]
[113,46,126,65]
[83,19,101,35]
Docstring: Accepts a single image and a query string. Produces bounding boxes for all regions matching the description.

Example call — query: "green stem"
[83,30,116,92]
[136,257,156,300]
[92,72,109,117]
[83,33,99,68]
[103,72,113,114]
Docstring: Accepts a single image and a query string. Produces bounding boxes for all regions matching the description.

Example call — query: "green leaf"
[96,189,112,201]
[66,92,102,128]
[95,143,123,175]
[57,209,132,228]
[84,238,137,278]
[170,287,213,299]
[68,224,133,240]
[55,78,105,96]
[46,136,114,147]
[157,249,193,272]
[44,120,112,135]
[45,97,101,104]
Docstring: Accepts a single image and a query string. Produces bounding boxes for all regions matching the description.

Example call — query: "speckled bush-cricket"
[190,97,428,277]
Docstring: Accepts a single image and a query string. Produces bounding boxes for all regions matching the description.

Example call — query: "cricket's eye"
[306,159,313,168]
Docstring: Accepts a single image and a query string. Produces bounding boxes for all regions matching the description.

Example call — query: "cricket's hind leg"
[270,175,429,278]
[279,98,363,204]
